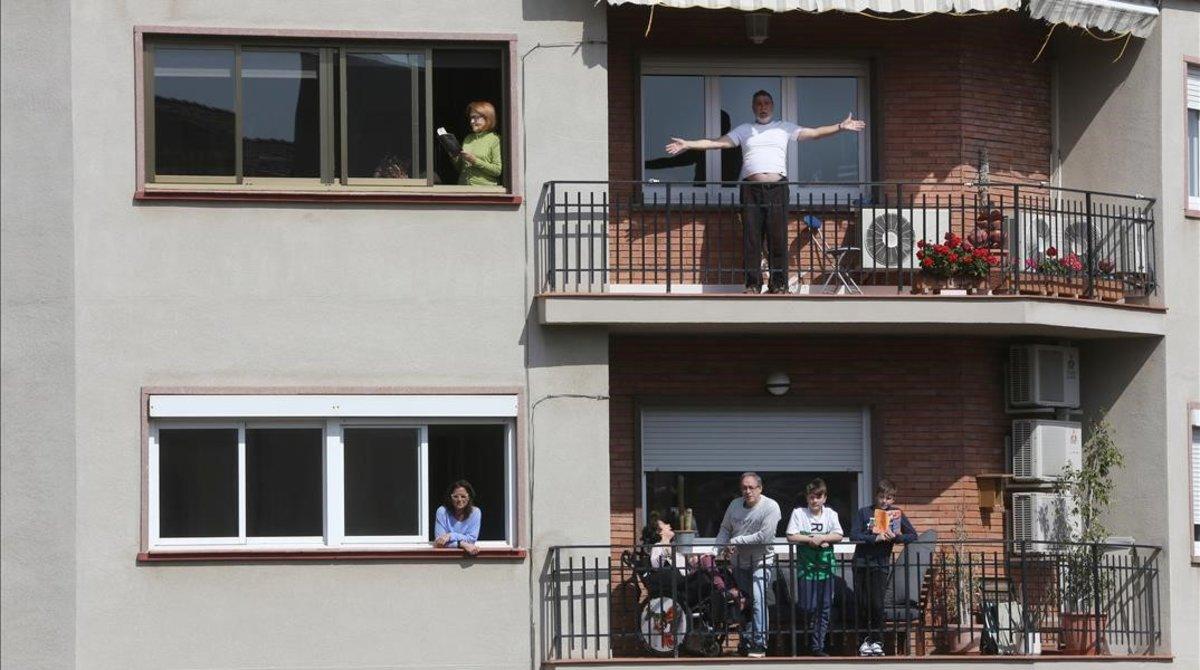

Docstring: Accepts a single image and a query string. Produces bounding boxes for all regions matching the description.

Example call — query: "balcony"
[542,540,1163,663]
[535,182,1164,338]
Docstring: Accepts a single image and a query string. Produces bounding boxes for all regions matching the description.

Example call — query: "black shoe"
[811,649,830,657]
[748,645,767,658]
[767,285,788,294]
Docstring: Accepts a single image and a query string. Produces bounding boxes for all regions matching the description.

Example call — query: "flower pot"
[1061,612,1107,655]
[1053,276,1084,299]
[964,275,989,295]
[937,625,983,654]
[1017,272,1048,296]
[1093,277,1123,302]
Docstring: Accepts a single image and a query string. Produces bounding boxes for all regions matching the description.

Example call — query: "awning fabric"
[1028,0,1159,38]
[606,1,1020,13]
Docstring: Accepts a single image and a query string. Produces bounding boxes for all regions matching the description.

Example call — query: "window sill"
[138,547,527,563]
[1185,208,1200,220]
[134,187,522,207]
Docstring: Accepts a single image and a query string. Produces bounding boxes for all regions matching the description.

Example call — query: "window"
[1188,65,1199,212]
[1191,406,1200,562]
[144,37,508,192]
[639,407,871,540]
[146,394,517,551]
[639,60,870,201]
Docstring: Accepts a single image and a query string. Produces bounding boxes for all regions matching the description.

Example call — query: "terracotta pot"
[1018,272,1048,296]
[964,275,989,295]
[1053,276,1084,299]
[1094,277,1123,302]
[937,626,983,655]
[1061,612,1108,655]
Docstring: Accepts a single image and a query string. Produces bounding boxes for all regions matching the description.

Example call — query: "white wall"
[1,1,77,669]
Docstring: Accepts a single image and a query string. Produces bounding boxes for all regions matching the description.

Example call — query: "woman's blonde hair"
[466,100,497,133]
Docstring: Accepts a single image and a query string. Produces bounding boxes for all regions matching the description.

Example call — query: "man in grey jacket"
[715,472,782,658]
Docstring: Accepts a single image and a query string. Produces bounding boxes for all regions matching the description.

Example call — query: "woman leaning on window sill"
[456,100,503,187]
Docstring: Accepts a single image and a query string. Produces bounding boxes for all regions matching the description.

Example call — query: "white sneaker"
[870,642,885,656]
[858,641,873,656]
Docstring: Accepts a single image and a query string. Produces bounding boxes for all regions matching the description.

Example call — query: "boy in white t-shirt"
[665,91,865,293]
[786,478,844,656]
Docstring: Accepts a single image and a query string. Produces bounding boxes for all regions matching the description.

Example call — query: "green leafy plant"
[1059,418,1125,612]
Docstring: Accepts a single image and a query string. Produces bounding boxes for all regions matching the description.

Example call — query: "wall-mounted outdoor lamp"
[766,371,790,396]
[746,13,770,45]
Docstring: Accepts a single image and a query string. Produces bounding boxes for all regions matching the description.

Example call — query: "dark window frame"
[137,28,517,201]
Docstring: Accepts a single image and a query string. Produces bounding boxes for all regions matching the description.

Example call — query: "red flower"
[1046,246,1058,257]
[947,253,958,263]
[917,239,926,248]
[916,250,925,260]
[961,240,974,252]
[987,256,999,266]
[935,244,949,254]
[922,257,934,268]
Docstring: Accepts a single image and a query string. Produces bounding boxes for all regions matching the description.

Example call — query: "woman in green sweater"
[457,100,503,186]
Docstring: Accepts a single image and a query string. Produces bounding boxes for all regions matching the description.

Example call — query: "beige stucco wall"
[1057,2,1200,665]
[42,0,608,668]
[1,1,77,669]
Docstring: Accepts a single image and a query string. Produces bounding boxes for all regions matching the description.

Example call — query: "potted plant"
[913,231,999,295]
[933,513,984,653]
[1023,247,1084,297]
[1058,419,1125,655]
[959,243,1001,295]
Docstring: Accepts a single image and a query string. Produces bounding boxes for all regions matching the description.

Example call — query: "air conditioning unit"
[1008,345,1080,408]
[1012,492,1079,552]
[860,207,950,269]
[1060,213,1152,275]
[1013,211,1065,270]
[1012,420,1082,480]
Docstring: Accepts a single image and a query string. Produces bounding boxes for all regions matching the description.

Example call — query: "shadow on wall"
[521,0,607,69]
[1050,30,1146,186]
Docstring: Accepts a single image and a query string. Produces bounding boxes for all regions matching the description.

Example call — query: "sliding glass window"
[144,38,506,191]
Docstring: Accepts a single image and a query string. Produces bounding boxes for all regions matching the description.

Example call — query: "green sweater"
[456,131,503,186]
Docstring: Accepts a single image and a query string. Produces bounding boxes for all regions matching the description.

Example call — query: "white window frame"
[640,57,871,203]
[147,394,516,552]
[638,406,872,549]
[1187,65,1199,212]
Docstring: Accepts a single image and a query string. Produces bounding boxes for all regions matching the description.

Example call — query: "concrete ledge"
[536,295,1166,338]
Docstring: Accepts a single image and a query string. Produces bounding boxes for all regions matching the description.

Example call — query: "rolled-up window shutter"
[641,407,865,472]
[1188,66,1199,111]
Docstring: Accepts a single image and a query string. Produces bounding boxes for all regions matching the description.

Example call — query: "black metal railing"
[536,181,1156,300]
[542,540,1161,661]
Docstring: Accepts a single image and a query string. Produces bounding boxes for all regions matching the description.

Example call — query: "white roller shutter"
[1188,66,1199,111]
[641,407,866,472]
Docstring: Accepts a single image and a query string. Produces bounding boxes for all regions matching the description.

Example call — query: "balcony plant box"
[1051,276,1084,299]
[913,232,998,296]
[1092,277,1123,302]
[1017,272,1048,296]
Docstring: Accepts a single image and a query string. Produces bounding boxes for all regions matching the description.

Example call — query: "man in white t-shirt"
[665,90,866,293]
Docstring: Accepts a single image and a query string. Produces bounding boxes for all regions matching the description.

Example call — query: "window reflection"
[153,48,236,176]
[241,50,321,178]
[642,75,706,185]
[796,77,859,183]
[719,76,781,183]
[346,52,426,180]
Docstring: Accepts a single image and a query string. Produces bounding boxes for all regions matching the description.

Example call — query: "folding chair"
[803,215,862,294]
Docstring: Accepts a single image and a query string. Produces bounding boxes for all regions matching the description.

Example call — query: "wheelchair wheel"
[638,596,690,656]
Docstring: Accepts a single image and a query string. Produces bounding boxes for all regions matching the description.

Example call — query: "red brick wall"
[609,335,1010,548]
[608,6,1052,186]
[601,7,1052,287]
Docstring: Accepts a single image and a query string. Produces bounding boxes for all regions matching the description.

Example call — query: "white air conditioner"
[1012,492,1079,552]
[860,208,950,269]
[1013,211,1065,270]
[1012,420,1082,480]
[1008,345,1080,408]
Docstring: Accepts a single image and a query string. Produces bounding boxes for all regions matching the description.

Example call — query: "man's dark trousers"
[740,182,789,290]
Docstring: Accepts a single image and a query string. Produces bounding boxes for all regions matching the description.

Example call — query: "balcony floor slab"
[536,295,1166,339]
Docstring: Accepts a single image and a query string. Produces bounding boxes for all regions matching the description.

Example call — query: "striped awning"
[605,1,1020,13]
[1028,0,1159,38]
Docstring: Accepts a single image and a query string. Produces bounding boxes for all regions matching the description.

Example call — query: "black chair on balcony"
[804,215,862,295]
